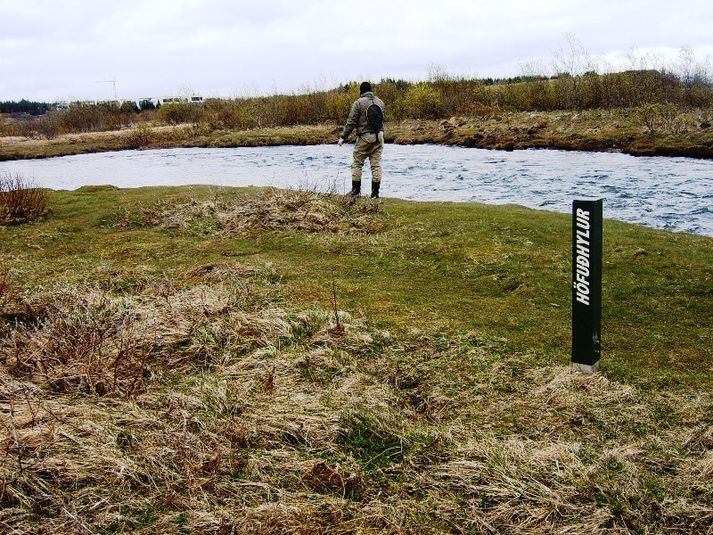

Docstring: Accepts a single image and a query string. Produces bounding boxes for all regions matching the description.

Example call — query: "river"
[1,145,712,236]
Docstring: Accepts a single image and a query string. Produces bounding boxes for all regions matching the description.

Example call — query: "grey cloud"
[1,0,711,101]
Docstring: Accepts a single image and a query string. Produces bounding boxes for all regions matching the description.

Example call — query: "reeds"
[0,173,50,224]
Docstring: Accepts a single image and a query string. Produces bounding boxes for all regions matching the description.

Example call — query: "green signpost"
[572,199,603,373]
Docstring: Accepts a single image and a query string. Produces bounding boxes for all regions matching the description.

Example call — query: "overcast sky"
[1,0,712,102]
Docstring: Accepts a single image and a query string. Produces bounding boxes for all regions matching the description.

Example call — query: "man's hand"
[337,138,344,146]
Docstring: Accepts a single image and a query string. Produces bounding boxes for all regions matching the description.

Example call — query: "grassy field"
[1,186,712,533]
[2,107,713,162]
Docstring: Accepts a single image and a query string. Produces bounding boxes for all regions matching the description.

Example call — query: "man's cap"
[359,81,372,94]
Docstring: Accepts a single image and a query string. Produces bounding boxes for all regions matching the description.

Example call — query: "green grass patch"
[1,184,711,534]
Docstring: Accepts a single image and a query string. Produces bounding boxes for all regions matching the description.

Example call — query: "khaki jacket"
[340,92,385,139]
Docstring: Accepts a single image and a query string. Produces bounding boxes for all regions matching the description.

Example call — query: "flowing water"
[2,145,712,236]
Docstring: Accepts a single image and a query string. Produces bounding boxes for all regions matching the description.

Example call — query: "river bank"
[2,108,713,161]
[1,185,712,533]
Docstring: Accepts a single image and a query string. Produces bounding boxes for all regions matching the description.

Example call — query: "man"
[338,81,385,198]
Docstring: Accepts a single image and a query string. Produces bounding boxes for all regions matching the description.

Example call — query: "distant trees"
[120,101,140,114]
[138,99,156,111]
[0,99,53,115]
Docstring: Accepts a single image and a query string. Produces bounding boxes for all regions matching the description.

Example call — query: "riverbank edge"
[2,110,713,161]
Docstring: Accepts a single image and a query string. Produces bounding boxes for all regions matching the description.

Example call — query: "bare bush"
[0,173,50,224]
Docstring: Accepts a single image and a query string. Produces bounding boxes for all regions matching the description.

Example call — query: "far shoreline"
[2,109,713,162]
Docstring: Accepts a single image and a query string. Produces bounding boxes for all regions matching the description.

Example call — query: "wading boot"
[371,181,380,199]
[349,180,361,197]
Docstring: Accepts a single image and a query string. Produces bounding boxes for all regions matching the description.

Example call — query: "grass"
[1,185,712,533]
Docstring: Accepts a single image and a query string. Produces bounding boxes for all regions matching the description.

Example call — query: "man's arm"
[338,100,361,142]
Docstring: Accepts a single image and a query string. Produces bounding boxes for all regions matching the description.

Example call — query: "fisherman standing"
[338,82,385,198]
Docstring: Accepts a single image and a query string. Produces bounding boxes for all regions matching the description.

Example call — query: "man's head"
[359,81,372,94]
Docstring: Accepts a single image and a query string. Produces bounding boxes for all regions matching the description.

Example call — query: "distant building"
[57,96,204,109]
[158,96,203,105]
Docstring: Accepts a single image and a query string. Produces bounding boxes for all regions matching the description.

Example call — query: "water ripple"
[1,145,712,236]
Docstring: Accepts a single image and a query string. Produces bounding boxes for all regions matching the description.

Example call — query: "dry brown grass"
[1,262,712,534]
[116,187,384,236]
[4,290,151,396]
[0,173,50,225]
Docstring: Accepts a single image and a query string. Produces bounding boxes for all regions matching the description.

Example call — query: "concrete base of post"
[572,361,600,374]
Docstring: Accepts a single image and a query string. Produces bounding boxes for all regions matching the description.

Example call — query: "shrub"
[126,122,154,148]
[156,102,200,125]
[201,98,252,130]
[636,103,691,135]
[0,173,50,224]
[32,114,60,139]
[56,103,108,132]
[120,101,140,114]
[402,83,444,119]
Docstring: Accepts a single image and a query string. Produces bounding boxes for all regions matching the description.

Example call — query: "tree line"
[1,69,712,138]
[0,100,53,115]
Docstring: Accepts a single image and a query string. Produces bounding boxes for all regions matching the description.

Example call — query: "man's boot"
[371,181,380,199]
[349,180,361,197]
